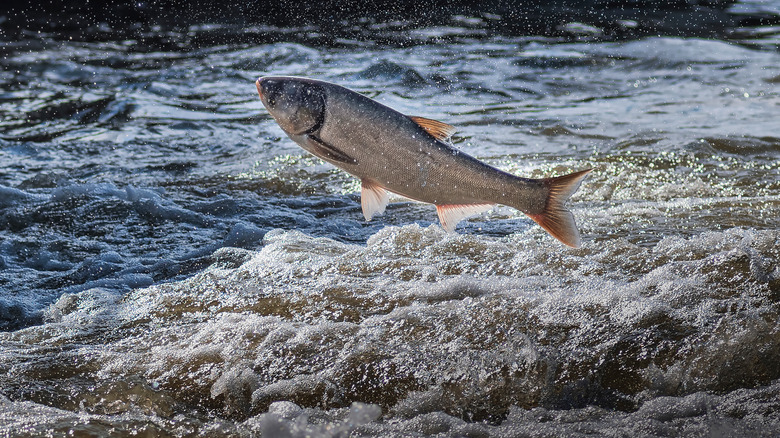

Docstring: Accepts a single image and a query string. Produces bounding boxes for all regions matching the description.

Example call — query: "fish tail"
[526,169,592,248]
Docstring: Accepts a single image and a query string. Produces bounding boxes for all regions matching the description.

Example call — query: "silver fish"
[255,76,591,247]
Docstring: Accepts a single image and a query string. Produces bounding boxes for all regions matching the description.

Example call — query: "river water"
[1,3,779,436]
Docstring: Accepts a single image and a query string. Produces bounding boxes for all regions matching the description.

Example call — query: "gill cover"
[259,78,326,135]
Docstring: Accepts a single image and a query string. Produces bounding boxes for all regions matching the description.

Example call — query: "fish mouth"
[255,77,264,99]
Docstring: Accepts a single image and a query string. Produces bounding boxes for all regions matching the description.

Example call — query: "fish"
[255,76,592,247]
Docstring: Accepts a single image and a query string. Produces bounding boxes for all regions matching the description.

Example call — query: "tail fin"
[526,169,592,248]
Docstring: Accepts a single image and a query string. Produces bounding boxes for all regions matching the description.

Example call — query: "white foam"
[0,185,47,207]
[4,224,778,435]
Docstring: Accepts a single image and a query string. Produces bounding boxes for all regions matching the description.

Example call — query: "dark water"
[1,2,780,436]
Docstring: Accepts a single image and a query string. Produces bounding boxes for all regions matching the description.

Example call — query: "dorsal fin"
[409,116,456,141]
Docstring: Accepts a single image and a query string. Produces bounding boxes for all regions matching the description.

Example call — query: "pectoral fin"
[436,203,494,232]
[307,135,357,165]
[361,179,389,221]
[409,116,456,141]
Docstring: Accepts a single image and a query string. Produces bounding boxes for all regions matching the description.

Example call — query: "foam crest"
[13,226,760,426]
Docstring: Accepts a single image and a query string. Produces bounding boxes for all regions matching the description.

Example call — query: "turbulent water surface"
[1,4,780,437]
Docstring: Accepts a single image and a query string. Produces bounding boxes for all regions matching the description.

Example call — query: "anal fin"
[436,204,494,232]
[361,179,390,221]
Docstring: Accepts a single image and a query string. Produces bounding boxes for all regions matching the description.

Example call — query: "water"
[1,4,780,436]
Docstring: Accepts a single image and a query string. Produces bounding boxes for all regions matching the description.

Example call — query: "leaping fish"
[255,76,591,247]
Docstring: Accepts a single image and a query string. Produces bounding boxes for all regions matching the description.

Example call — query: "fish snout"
[255,77,264,99]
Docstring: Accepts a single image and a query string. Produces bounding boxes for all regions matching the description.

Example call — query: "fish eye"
[267,96,276,106]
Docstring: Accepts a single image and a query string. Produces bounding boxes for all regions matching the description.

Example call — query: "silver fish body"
[256,76,591,247]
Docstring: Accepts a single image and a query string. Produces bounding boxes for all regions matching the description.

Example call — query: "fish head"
[256,76,325,135]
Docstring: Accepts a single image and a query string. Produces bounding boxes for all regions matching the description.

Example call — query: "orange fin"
[436,204,494,232]
[361,179,390,221]
[409,116,456,141]
[527,169,592,248]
